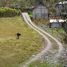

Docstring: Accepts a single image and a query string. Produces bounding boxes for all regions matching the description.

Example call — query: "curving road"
[22,13,52,67]
[21,13,64,67]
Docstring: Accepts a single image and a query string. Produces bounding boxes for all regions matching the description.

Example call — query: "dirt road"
[21,13,64,67]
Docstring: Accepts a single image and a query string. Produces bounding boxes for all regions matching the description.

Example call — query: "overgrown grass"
[29,61,63,67]
[33,19,49,25]
[0,16,44,67]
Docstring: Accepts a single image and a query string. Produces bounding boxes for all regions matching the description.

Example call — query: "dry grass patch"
[33,19,49,25]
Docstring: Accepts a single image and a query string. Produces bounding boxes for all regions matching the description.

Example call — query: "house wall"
[51,22,62,28]
[56,4,63,16]
[33,5,48,19]
[56,3,67,16]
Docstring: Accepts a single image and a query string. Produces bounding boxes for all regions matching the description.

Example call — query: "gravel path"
[22,13,52,67]
[21,13,64,67]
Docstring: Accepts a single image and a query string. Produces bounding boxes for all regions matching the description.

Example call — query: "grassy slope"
[0,16,44,67]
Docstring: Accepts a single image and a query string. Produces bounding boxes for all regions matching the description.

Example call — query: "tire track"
[21,13,52,67]
[24,13,64,59]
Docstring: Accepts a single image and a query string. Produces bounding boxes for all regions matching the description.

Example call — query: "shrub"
[0,7,20,17]
[63,35,67,43]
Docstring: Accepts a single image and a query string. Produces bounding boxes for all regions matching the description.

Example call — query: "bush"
[0,7,20,17]
[63,35,67,43]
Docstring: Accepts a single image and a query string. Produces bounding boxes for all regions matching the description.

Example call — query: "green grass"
[29,61,63,67]
[44,28,66,42]
[0,16,44,67]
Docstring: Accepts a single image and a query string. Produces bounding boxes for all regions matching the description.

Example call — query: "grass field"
[0,16,44,67]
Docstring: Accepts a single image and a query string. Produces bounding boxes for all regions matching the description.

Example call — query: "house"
[32,3,48,19]
[55,1,67,18]
[49,19,66,28]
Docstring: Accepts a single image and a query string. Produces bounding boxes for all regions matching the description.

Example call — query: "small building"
[49,19,66,28]
[55,1,67,17]
[32,4,48,19]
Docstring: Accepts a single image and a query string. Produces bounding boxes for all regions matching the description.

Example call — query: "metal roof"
[58,1,67,4]
[50,19,66,23]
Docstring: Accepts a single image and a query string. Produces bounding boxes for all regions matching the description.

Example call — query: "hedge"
[0,7,20,17]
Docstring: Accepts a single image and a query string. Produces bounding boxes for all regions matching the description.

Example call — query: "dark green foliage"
[0,7,20,17]
[63,35,67,43]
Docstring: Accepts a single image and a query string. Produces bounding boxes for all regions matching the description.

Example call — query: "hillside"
[0,16,44,67]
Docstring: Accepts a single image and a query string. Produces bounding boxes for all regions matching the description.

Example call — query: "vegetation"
[63,34,67,43]
[0,16,44,67]
[0,7,20,17]
[0,0,65,8]
[29,61,63,67]
[0,0,65,15]
[33,19,49,25]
